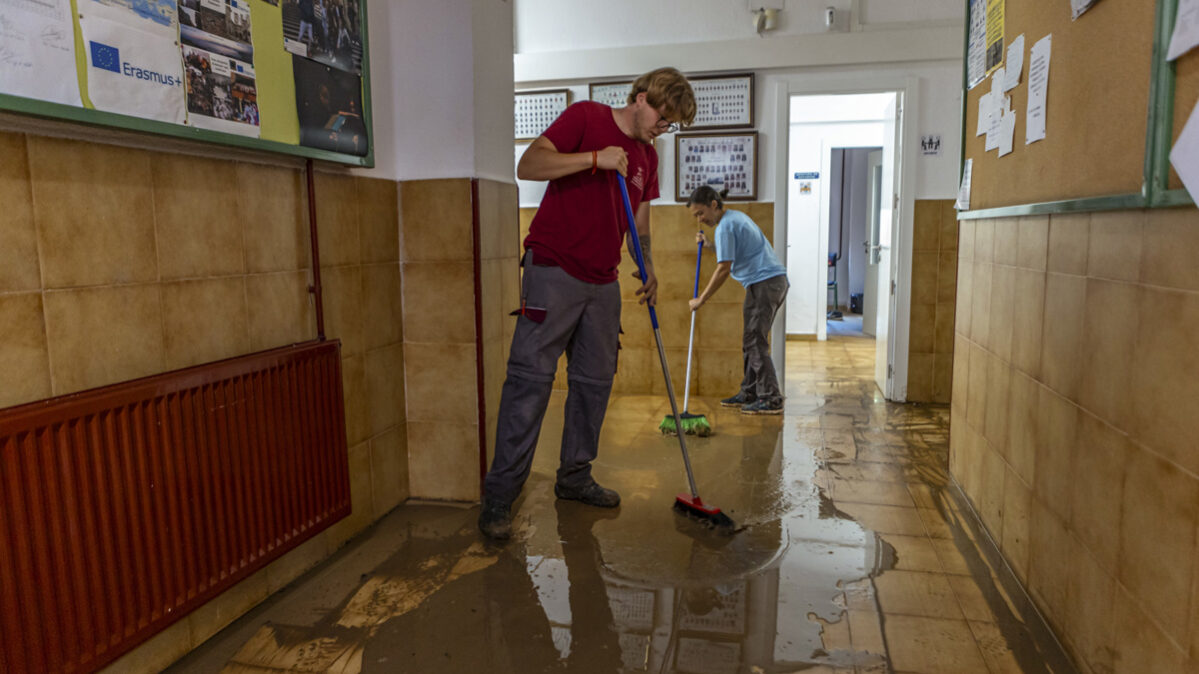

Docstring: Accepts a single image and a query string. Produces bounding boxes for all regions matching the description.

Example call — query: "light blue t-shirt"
[714,209,787,287]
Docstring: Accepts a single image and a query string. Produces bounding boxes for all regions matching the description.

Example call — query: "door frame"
[773,76,920,401]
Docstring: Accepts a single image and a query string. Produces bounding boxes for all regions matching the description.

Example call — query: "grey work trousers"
[482,259,621,507]
[740,274,789,404]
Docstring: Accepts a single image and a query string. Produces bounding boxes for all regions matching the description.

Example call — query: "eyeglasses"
[653,107,681,133]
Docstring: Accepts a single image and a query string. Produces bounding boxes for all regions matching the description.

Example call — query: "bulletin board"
[962,0,1156,211]
[0,0,373,167]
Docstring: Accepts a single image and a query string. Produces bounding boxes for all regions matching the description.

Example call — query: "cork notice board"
[964,0,1157,209]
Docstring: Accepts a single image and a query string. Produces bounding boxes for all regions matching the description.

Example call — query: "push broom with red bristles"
[617,174,736,534]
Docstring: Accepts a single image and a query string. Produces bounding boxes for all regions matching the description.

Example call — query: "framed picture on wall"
[588,81,633,108]
[515,89,571,141]
[675,131,758,202]
[688,73,754,130]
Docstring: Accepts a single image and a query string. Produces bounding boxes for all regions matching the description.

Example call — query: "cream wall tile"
[939,202,959,251]
[696,301,743,353]
[245,271,315,351]
[934,302,956,356]
[154,154,245,280]
[476,180,519,261]
[1140,207,1199,292]
[656,251,702,302]
[993,218,1018,267]
[326,441,372,545]
[1087,210,1142,282]
[937,252,958,303]
[28,136,157,288]
[361,263,403,350]
[400,179,472,263]
[479,259,503,342]
[955,260,973,339]
[1016,216,1049,271]
[518,207,535,243]
[1010,269,1045,378]
[616,348,655,395]
[654,301,693,350]
[1131,287,1199,476]
[983,357,1011,458]
[357,177,399,264]
[652,204,703,253]
[1116,446,1199,644]
[1046,213,1089,275]
[1078,279,1137,434]
[650,346,689,397]
[696,348,742,398]
[365,344,405,438]
[314,172,360,267]
[1064,546,1116,674]
[912,252,940,307]
[909,303,936,354]
[974,219,995,263]
[0,133,40,292]
[407,421,479,501]
[238,162,306,274]
[965,343,989,433]
[1070,413,1130,575]
[1033,386,1079,521]
[907,353,934,402]
[370,426,408,517]
[43,285,165,395]
[341,355,369,448]
[400,262,475,344]
[322,266,364,356]
[1001,469,1032,582]
[1111,585,1190,673]
[403,342,478,424]
[0,293,51,408]
[969,262,992,349]
[1006,372,1038,487]
[188,568,269,649]
[96,616,191,674]
[958,218,976,261]
[1027,500,1071,630]
[161,278,250,370]
[913,201,942,252]
[263,532,331,595]
[1038,273,1086,402]
[951,335,969,412]
[988,265,1015,362]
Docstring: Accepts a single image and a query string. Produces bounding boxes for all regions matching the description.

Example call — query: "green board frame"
[0,0,374,168]
[958,0,1192,220]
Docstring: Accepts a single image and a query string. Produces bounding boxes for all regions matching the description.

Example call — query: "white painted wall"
[357,0,514,182]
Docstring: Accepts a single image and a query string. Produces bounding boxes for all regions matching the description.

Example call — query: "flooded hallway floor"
[170,338,1074,674]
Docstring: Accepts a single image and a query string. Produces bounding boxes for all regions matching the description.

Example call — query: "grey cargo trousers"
[740,274,789,404]
[482,256,621,507]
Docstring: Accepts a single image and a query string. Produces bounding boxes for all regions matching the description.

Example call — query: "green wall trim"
[956,193,1148,220]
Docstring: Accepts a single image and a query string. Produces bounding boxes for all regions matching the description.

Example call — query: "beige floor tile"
[884,614,987,674]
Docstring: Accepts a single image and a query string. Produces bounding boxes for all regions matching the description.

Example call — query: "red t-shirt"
[525,101,660,284]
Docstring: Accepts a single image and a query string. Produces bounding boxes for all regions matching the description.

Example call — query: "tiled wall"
[950,208,1199,673]
[0,131,408,672]
[519,202,775,397]
[907,199,958,403]
[400,178,519,502]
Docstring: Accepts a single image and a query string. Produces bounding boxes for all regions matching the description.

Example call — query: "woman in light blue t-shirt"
[688,186,789,415]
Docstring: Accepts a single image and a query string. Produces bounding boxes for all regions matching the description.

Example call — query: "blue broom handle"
[693,239,703,299]
[617,174,658,330]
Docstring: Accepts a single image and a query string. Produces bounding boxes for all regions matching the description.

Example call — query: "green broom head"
[659,411,712,437]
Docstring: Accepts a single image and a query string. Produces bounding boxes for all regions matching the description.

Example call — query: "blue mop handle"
[693,239,703,299]
[617,174,657,330]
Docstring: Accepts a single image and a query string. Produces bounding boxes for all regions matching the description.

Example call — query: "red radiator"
[0,340,350,673]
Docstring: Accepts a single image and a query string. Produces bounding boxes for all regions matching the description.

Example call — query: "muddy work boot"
[720,391,755,408]
[477,500,512,540]
[554,481,621,508]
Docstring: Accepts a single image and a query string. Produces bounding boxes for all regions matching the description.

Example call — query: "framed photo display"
[689,74,754,129]
[515,89,571,141]
[589,81,633,108]
[675,132,758,202]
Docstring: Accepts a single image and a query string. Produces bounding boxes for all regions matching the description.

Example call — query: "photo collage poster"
[281,0,361,73]
[677,134,757,201]
[180,0,259,136]
[293,54,366,155]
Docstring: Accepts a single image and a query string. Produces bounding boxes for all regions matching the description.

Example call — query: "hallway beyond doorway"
[170,339,1073,674]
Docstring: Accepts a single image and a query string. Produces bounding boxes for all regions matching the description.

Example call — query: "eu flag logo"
[90,42,121,73]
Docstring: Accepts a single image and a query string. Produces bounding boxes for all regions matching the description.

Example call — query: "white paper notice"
[967,0,987,89]
[1026,34,1052,145]
[976,91,991,136]
[1170,100,1199,201]
[1072,0,1100,20]
[986,72,1004,151]
[1167,0,1199,61]
[0,0,81,106]
[956,159,973,211]
[79,0,185,124]
[999,110,1017,157]
[1004,35,1025,92]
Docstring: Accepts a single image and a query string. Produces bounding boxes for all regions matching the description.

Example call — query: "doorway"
[826,146,881,339]
[783,91,902,397]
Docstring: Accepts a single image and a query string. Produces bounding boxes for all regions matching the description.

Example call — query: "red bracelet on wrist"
[591,150,597,175]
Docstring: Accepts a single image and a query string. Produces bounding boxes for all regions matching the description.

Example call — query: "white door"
[862,151,882,338]
[874,98,899,395]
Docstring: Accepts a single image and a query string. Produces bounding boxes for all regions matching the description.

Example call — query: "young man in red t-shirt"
[480,68,697,540]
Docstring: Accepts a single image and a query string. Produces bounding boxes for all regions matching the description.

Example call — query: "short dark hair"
[687,185,730,208]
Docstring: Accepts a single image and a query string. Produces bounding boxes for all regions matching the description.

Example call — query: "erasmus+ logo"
[89,41,180,87]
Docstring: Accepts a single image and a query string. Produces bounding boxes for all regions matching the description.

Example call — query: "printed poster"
[281,0,362,74]
[78,0,185,123]
[967,0,987,89]
[0,0,82,106]
[985,0,1004,74]
[293,54,366,155]
[179,0,258,136]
